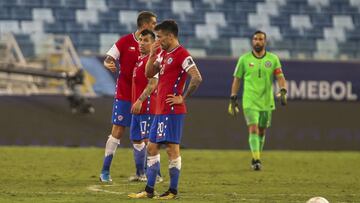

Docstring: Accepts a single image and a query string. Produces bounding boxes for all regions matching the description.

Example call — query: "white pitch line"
[87,185,125,195]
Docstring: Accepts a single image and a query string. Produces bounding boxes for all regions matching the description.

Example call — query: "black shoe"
[157,189,177,199]
[251,159,262,171]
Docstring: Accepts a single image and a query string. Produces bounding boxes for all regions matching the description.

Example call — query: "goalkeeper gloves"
[279,88,287,106]
[228,95,240,116]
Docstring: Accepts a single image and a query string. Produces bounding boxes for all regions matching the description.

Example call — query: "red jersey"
[107,33,139,100]
[155,46,196,115]
[131,54,157,114]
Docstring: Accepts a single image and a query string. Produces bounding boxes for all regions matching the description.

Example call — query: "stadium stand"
[0,0,359,60]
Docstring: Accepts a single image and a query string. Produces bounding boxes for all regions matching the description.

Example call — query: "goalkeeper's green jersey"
[233,51,283,111]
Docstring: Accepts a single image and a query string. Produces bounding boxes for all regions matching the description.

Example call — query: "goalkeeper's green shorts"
[243,109,272,128]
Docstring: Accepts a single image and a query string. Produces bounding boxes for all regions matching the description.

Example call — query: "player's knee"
[111,125,125,139]
[133,142,145,151]
[147,154,160,167]
[169,156,181,170]
[147,143,159,156]
[248,125,258,134]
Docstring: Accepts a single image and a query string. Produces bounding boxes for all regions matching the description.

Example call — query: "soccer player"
[99,11,157,182]
[128,29,160,182]
[128,20,203,199]
[228,30,287,171]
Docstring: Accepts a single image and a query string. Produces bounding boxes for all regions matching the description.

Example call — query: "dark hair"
[154,20,178,37]
[137,11,157,28]
[140,29,155,40]
[253,30,267,39]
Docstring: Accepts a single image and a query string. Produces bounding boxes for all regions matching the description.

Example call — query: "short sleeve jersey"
[131,55,157,114]
[107,33,139,101]
[155,46,195,115]
[233,51,283,111]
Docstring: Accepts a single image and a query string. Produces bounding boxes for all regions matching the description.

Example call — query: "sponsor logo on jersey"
[265,61,272,68]
[129,47,136,51]
[167,57,173,64]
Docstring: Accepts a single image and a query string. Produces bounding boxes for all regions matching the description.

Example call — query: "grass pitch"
[0,147,359,203]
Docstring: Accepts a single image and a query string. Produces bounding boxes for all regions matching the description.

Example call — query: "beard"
[254,45,264,53]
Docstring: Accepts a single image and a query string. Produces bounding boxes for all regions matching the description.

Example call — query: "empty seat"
[105,0,129,10]
[88,23,109,33]
[54,9,76,21]
[0,21,20,34]
[257,2,279,16]
[44,22,65,33]
[64,22,84,33]
[86,0,107,11]
[324,27,346,41]
[98,10,118,22]
[0,8,10,20]
[272,40,293,50]
[205,12,226,27]
[291,15,312,30]
[43,0,63,8]
[108,22,129,35]
[333,15,354,29]
[294,39,317,51]
[218,25,238,38]
[33,8,54,23]
[317,39,338,52]
[195,24,218,39]
[21,21,44,34]
[261,26,282,40]
[10,7,32,20]
[172,0,193,17]
[230,37,251,57]
[76,9,99,24]
[63,0,86,9]
[248,13,270,28]
[119,10,137,27]
[311,13,332,27]
[18,0,43,7]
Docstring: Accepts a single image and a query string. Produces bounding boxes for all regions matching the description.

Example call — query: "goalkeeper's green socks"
[249,133,260,160]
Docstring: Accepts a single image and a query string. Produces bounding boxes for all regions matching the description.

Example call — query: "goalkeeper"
[228,30,287,171]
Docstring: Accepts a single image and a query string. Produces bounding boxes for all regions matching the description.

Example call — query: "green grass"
[0,147,359,203]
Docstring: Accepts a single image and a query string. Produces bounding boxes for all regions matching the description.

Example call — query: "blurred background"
[0,0,359,150]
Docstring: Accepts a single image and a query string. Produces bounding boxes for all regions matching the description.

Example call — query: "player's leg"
[129,115,147,181]
[100,99,131,182]
[244,109,261,165]
[157,114,184,199]
[128,115,161,199]
[100,124,124,182]
[257,111,272,164]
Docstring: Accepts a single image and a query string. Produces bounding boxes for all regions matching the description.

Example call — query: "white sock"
[133,142,146,151]
[169,156,182,170]
[147,154,160,168]
[105,135,120,156]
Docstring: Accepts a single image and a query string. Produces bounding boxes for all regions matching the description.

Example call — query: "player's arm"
[131,78,158,114]
[228,57,243,116]
[274,68,287,106]
[104,44,120,73]
[166,65,202,105]
[145,41,161,78]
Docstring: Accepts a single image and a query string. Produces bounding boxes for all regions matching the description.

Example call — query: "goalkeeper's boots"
[156,188,178,200]
[251,159,262,171]
[99,171,112,183]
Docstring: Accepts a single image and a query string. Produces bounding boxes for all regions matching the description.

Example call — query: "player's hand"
[150,41,161,58]
[104,60,116,73]
[131,100,142,114]
[228,95,240,117]
[277,88,287,106]
[165,94,183,105]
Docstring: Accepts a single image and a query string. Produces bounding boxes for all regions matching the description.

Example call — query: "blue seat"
[219,25,238,38]
[108,23,129,35]
[54,9,76,21]
[346,29,360,40]
[235,2,256,13]
[238,27,256,38]
[99,10,119,22]
[294,39,316,51]
[44,22,66,33]
[311,14,332,27]
[43,0,63,8]
[77,33,99,46]
[88,23,109,33]
[0,8,10,20]
[106,0,129,10]
[280,27,301,39]
[63,0,86,9]
[178,22,195,38]
[10,7,32,20]
[270,15,290,27]
[18,0,43,7]
[273,40,293,50]
[0,0,18,6]
[226,12,248,26]
[65,22,84,33]
[302,28,324,39]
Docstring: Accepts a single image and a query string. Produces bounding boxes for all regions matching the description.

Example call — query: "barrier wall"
[0,96,359,150]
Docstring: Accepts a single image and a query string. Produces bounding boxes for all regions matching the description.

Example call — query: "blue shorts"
[111,99,131,127]
[130,114,155,141]
[149,114,185,144]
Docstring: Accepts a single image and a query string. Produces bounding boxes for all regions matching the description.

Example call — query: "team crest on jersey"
[249,62,254,67]
[167,57,173,64]
[265,61,272,68]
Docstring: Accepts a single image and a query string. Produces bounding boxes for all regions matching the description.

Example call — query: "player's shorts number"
[157,122,165,135]
[140,121,147,134]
